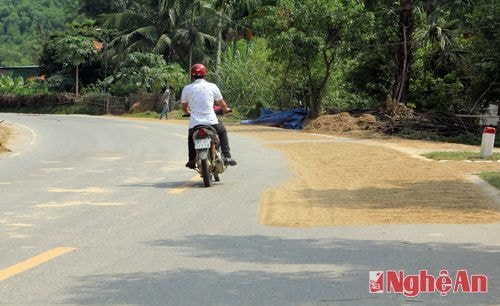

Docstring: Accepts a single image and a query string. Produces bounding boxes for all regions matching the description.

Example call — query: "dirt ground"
[227,114,500,227]
[0,124,10,153]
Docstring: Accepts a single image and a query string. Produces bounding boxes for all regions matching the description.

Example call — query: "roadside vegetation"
[423,151,500,161]
[419,151,500,193]
[0,0,498,146]
[0,75,50,96]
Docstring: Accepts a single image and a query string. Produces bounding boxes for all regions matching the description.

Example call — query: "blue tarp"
[240,108,309,130]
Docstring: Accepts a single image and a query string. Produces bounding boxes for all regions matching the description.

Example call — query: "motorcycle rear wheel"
[201,159,212,187]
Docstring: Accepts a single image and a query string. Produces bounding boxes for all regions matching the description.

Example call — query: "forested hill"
[0,0,79,65]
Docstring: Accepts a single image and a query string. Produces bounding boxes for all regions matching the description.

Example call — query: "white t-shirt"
[181,79,222,129]
[161,88,170,103]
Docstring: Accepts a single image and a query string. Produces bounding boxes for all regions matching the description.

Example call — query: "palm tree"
[173,0,216,79]
[102,0,218,81]
[101,0,179,61]
[418,0,470,74]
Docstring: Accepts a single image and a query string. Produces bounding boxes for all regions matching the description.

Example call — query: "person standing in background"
[159,87,170,119]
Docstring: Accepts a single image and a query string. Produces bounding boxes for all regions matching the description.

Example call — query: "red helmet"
[191,63,207,78]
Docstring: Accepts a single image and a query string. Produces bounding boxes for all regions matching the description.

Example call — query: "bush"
[0,75,51,95]
[410,71,469,115]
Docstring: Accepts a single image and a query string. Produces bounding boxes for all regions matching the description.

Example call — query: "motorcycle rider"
[181,63,237,169]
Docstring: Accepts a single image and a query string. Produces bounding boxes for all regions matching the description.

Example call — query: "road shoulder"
[0,123,11,153]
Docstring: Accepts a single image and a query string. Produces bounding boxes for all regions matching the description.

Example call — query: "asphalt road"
[0,113,498,306]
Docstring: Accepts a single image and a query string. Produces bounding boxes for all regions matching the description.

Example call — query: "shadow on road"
[118,180,204,190]
[64,235,499,305]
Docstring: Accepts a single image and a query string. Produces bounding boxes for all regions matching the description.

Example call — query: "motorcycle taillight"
[197,128,207,139]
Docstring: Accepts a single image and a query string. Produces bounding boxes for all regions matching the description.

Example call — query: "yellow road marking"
[92,157,123,161]
[40,167,74,173]
[7,223,33,228]
[45,187,110,193]
[169,175,199,194]
[35,201,123,208]
[0,247,76,281]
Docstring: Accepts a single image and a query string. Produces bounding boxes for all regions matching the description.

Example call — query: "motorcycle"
[183,107,230,187]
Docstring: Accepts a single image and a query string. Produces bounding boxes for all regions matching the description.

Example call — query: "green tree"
[216,39,278,116]
[106,52,186,96]
[80,0,128,18]
[211,0,272,79]
[102,0,222,79]
[101,0,180,62]
[391,0,414,108]
[258,0,366,118]
[345,0,487,116]
[173,0,216,79]
[39,20,105,93]
[469,0,499,105]
[55,35,99,95]
[0,0,80,65]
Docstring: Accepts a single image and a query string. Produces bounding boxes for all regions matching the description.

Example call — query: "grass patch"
[423,151,500,161]
[479,172,500,189]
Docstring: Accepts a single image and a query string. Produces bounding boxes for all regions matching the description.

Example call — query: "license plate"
[194,138,211,149]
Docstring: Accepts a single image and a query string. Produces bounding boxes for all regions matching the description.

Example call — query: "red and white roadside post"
[480,127,496,158]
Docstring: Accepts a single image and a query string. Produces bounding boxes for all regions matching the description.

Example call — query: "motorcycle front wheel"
[201,159,212,187]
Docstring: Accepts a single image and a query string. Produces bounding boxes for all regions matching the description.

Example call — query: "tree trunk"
[309,96,322,119]
[75,65,79,96]
[187,8,195,82]
[424,0,438,24]
[392,0,413,107]
[307,50,334,119]
[216,10,223,83]
[308,83,322,119]
[187,43,193,82]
